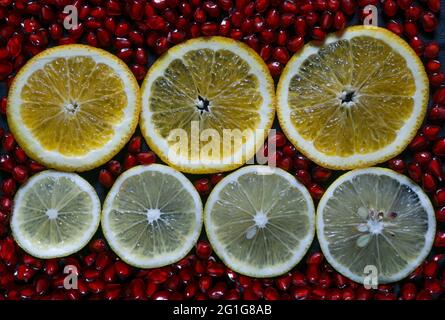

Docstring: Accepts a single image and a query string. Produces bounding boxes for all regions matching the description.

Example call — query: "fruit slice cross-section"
[102,164,203,268]
[11,170,101,259]
[317,167,435,284]
[205,165,315,277]
[277,26,428,170]
[140,37,276,174]
[7,44,140,172]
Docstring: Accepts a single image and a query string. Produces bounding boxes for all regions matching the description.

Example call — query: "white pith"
[7,45,140,171]
[11,170,101,259]
[277,26,428,169]
[140,37,275,173]
[316,167,436,284]
[204,165,315,278]
[101,164,203,268]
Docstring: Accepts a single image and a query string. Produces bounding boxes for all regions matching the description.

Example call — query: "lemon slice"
[11,170,101,259]
[7,44,140,172]
[102,164,202,268]
[317,167,435,284]
[204,165,315,277]
[277,26,428,170]
[140,37,275,174]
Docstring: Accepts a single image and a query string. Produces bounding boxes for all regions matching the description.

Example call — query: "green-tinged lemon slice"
[205,165,315,277]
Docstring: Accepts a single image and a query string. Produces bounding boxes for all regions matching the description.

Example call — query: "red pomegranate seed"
[407,162,422,182]
[430,72,445,87]
[424,280,443,295]
[421,11,438,32]
[422,173,437,192]
[199,275,212,292]
[265,9,280,28]
[309,183,325,199]
[210,173,224,185]
[275,274,292,291]
[137,151,156,165]
[433,139,445,156]
[107,160,122,176]
[424,42,440,59]
[207,262,225,277]
[423,125,441,141]
[409,36,424,55]
[123,154,138,170]
[1,178,16,196]
[292,286,310,299]
[264,286,279,300]
[149,269,169,284]
[436,207,445,222]
[196,241,212,259]
[194,178,211,195]
[98,169,114,188]
[2,133,15,152]
[12,166,28,183]
[208,281,227,299]
[424,260,438,278]
[427,0,440,12]
[409,134,428,151]
[386,20,404,36]
[434,231,445,247]
[306,264,319,284]
[429,105,445,121]
[267,61,282,77]
[184,282,198,299]
[305,11,319,27]
[179,267,193,283]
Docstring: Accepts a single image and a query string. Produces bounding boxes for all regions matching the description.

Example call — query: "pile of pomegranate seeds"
[0,0,444,300]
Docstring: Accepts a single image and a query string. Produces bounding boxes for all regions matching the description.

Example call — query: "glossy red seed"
[409,135,428,151]
[2,133,15,152]
[433,139,445,156]
[149,269,169,284]
[421,11,438,32]
[208,282,227,299]
[123,154,138,170]
[386,20,403,36]
[194,178,211,195]
[436,207,445,222]
[427,0,440,12]
[309,183,325,199]
[264,286,279,300]
[207,262,225,277]
[407,162,422,182]
[99,169,114,188]
[423,125,441,141]
[429,106,445,121]
[422,173,437,193]
[435,187,445,206]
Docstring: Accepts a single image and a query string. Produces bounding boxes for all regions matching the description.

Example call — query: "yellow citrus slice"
[140,37,275,174]
[317,167,435,284]
[102,164,203,268]
[11,170,101,259]
[7,44,140,172]
[277,26,428,170]
[205,165,315,277]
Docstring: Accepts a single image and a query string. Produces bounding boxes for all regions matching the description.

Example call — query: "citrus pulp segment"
[316,167,435,284]
[277,26,428,170]
[140,37,275,174]
[204,165,315,277]
[11,170,101,259]
[7,44,140,172]
[101,164,203,268]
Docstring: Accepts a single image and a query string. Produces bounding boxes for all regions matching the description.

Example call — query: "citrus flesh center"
[141,37,275,174]
[205,165,315,277]
[7,44,140,171]
[11,170,101,259]
[317,168,436,284]
[102,164,203,268]
[277,26,428,169]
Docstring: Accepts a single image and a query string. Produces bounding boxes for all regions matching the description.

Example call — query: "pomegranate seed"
[267,61,282,77]
[409,134,428,151]
[137,151,156,165]
[424,42,440,59]
[426,60,441,73]
[434,231,445,247]
[409,36,424,55]
[433,139,445,156]
[184,282,198,299]
[1,178,16,195]
[149,269,169,284]
[275,274,292,291]
[309,183,325,199]
[292,286,310,299]
[194,178,211,195]
[383,0,398,16]
[306,264,319,284]
[196,241,212,259]
[2,133,15,152]
[208,281,227,299]
[123,154,138,170]
[199,275,212,292]
[112,261,130,278]
[207,262,225,277]
[263,286,279,300]
[210,173,224,185]
[436,207,445,222]
[424,260,438,278]
[422,173,437,192]
[429,106,445,121]
[98,169,114,188]
[386,20,404,36]
[427,0,440,12]
[12,166,28,183]
[421,11,438,32]
[423,125,441,141]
